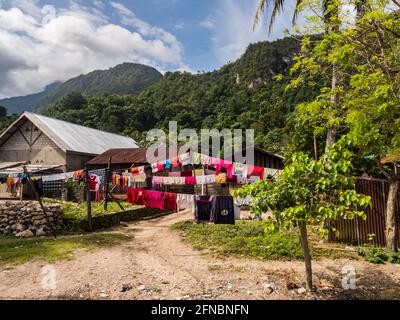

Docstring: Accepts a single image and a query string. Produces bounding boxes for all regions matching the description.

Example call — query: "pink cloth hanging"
[215,160,234,179]
[247,165,265,179]
[185,176,196,185]
[144,190,165,210]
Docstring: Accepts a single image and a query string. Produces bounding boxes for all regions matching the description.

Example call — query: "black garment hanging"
[33,179,44,197]
[194,195,213,223]
[210,196,235,225]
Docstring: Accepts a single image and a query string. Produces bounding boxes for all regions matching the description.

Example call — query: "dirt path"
[1,211,400,300]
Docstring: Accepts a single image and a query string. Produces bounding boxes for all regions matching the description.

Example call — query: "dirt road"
[1,210,400,300]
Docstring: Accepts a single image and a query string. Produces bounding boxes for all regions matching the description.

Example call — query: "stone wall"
[0,201,63,238]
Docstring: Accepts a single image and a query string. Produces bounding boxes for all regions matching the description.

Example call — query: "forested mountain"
[0,63,162,115]
[42,37,321,153]
[37,63,162,110]
[0,82,60,115]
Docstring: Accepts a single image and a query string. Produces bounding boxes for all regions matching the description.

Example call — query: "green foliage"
[174,220,304,260]
[358,246,400,264]
[173,220,354,260]
[233,141,371,233]
[37,63,162,111]
[40,38,320,153]
[44,198,138,220]
[0,111,17,134]
[0,233,130,265]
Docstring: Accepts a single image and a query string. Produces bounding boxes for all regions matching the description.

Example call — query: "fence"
[329,177,400,247]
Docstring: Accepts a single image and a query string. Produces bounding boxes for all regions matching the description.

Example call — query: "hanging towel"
[173,177,186,185]
[185,176,196,186]
[181,170,193,177]
[164,192,177,212]
[151,163,159,173]
[193,168,205,177]
[168,171,181,177]
[144,190,165,210]
[247,176,261,183]
[215,173,228,184]
[233,162,248,177]
[177,194,195,212]
[247,165,265,179]
[163,177,176,185]
[194,195,213,223]
[210,196,235,225]
[179,153,191,166]
[190,152,201,165]
[215,160,234,179]
[126,188,146,205]
[170,156,181,168]
[195,175,216,185]
[157,162,165,172]
[152,176,164,187]
[234,195,252,207]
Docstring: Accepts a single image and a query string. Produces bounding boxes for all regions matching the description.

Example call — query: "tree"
[254,0,371,152]
[0,106,7,118]
[233,142,371,291]
[336,4,400,250]
[287,0,400,250]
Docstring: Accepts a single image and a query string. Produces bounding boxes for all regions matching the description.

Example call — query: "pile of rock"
[0,201,64,238]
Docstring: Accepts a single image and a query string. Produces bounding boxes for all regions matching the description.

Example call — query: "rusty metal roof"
[87,148,149,165]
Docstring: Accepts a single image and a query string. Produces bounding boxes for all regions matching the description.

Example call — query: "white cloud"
[209,0,297,65]
[174,22,184,30]
[0,1,184,98]
[199,19,214,29]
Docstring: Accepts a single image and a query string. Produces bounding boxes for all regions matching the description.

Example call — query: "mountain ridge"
[0,63,163,114]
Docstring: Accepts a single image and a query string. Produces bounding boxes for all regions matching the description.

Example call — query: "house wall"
[66,152,95,172]
[0,121,66,167]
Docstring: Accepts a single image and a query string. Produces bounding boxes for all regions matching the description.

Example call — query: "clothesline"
[126,187,252,221]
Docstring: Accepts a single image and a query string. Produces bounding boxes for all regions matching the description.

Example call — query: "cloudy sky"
[0,0,293,98]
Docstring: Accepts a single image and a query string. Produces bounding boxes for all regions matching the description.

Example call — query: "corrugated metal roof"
[19,112,138,155]
[0,163,64,174]
[0,161,29,170]
[87,148,149,165]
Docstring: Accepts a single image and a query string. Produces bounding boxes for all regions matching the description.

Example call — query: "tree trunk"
[386,179,399,251]
[300,222,313,291]
[325,63,339,153]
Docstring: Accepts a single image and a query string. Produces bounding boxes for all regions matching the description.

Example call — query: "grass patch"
[172,220,355,261]
[0,233,130,265]
[43,198,139,220]
[358,246,400,264]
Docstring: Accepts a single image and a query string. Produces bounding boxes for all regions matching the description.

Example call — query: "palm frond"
[254,0,267,30]
[292,0,304,25]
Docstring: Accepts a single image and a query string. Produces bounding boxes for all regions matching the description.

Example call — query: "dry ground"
[1,210,400,300]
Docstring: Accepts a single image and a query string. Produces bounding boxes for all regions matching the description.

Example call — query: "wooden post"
[84,166,92,231]
[104,157,112,211]
[22,166,57,238]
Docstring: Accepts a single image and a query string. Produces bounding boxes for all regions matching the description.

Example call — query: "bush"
[358,247,400,264]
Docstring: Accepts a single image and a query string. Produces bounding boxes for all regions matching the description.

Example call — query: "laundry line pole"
[84,166,92,231]
[104,157,112,211]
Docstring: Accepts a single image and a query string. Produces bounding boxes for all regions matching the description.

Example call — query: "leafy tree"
[335,4,400,250]
[233,142,371,291]
[0,106,7,118]
[254,0,372,153]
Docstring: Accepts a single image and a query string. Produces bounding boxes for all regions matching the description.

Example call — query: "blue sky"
[0,0,292,98]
